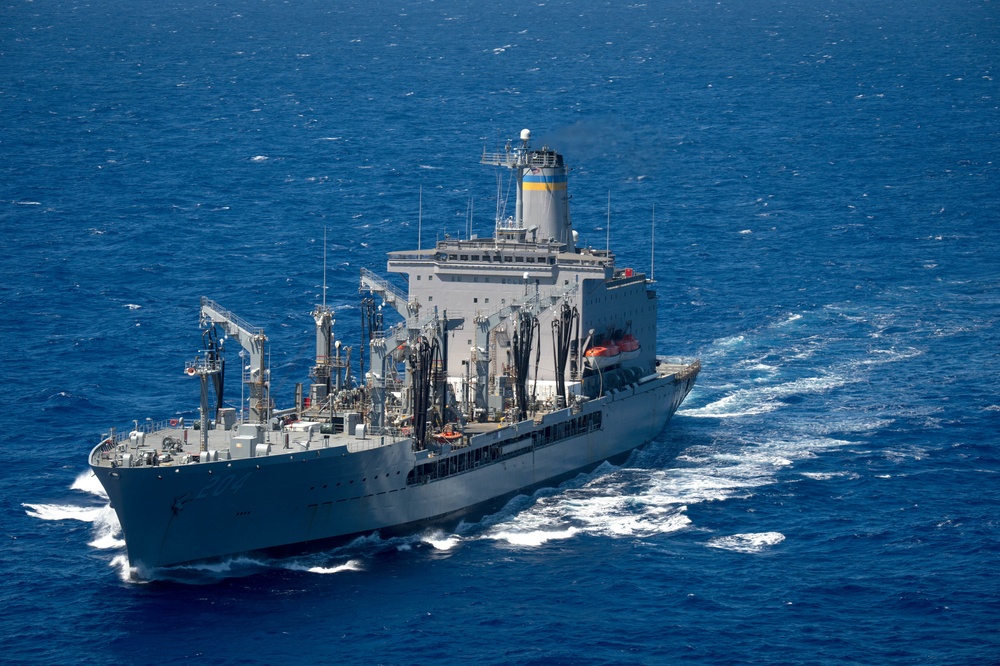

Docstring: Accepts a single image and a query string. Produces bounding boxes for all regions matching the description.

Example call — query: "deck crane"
[198,297,270,424]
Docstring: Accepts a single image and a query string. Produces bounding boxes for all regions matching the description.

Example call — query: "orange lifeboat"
[584,343,621,370]
[615,334,641,361]
[433,430,464,444]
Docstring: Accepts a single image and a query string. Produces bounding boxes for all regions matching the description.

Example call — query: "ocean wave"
[23,503,104,523]
[853,346,924,366]
[300,561,364,575]
[70,471,107,499]
[273,557,365,575]
[487,527,580,547]
[117,550,369,584]
[800,471,860,481]
[780,313,803,325]
[126,555,278,584]
[419,531,461,551]
[24,498,124,552]
[706,532,785,553]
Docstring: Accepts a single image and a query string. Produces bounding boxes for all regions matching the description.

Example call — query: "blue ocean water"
[2,0,999,663]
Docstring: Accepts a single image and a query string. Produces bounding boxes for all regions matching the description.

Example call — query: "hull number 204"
[196,472,252,499]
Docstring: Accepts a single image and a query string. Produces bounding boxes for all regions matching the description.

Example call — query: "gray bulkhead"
[386,137,659,404]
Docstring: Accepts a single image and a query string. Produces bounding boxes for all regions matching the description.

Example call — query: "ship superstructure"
[89,130,700,575]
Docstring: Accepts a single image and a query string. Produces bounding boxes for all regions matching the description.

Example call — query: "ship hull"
[92,367,697,572]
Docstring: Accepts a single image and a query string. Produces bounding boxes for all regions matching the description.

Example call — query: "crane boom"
[199,297,270,423]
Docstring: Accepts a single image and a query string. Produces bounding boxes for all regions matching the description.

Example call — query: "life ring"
[185,367,196,376]
[169,419,178,427]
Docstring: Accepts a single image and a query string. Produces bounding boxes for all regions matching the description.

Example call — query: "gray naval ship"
[89,130,700,574]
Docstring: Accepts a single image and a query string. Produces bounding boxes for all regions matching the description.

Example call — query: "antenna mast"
[651,204,655,282]
[467,196,474,240]
[606,191,611,255]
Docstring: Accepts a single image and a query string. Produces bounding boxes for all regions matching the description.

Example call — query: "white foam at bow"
[110,555,136,583]
[70,471,108,499]
[89,505,125,550]
[23,503,104,522]
[24,480,124,550]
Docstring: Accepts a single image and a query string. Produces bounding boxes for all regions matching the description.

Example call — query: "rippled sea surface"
[3,0,999,663]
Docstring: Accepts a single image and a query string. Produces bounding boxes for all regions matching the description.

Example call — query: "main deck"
[90,357,700,472]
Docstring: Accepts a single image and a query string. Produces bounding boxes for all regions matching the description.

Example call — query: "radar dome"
[520,128,531,143]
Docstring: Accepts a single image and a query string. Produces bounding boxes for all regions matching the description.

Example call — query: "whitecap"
[743,362,778,373]
[488,527,579,547]
[707,532,784,553]
[854,347,923,366]
[23,503,103,522]
[421,531,461,550]
[305,560,363,574]
[781,313,803,325]
[280,559,363,575]
[800,471,859,481]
